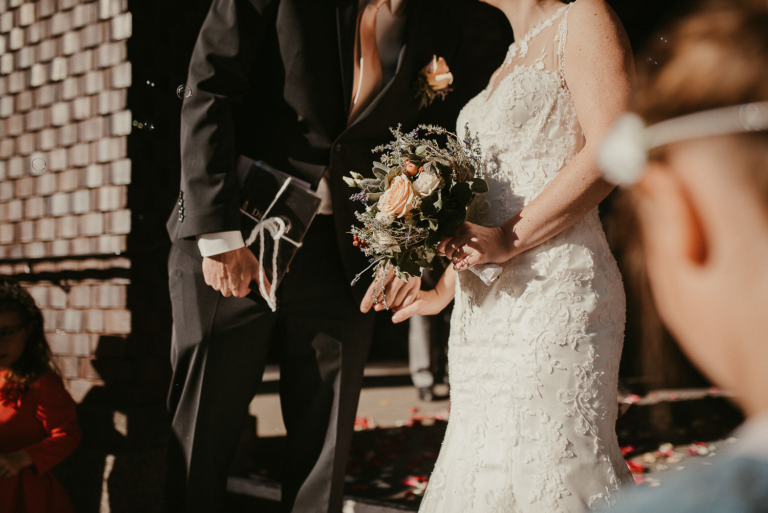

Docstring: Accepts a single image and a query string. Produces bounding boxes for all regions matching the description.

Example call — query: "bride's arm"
[391,265,456,323]
[447,0,635,269]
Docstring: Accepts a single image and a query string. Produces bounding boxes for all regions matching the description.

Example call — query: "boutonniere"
[414,55,454,109]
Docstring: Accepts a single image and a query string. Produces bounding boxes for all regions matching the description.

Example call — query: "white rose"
[412,171,441,197]
[376,232,400,252]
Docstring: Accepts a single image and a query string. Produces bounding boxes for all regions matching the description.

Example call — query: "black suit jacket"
[167,0,512,300]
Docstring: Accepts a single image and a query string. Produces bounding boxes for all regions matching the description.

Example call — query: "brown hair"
[0,278,57,399]
[611,0,768,389]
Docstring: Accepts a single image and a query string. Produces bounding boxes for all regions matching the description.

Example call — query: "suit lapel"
[336,0,357,115]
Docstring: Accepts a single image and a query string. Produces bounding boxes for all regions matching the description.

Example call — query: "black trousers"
[165,215,374,513]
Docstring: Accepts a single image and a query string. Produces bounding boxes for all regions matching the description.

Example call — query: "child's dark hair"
[0,278,56,396]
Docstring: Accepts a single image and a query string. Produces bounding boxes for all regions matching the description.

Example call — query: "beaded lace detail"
[419,3,632,512]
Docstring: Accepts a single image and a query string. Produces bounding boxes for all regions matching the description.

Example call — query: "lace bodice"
[419,4,632,512]
[458,2,585,228]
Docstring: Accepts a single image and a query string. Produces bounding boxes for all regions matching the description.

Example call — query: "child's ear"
[636,162,708,268]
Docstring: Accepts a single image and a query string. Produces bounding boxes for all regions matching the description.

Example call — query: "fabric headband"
[598,101,768,186]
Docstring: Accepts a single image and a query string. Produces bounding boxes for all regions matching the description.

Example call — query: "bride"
[389,0,636,510]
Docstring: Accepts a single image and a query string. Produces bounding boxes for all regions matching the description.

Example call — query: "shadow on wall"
[53,333,170,513]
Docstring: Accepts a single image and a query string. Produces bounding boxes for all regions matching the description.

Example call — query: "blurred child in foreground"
[0,279,81,512]
[598,0,768,511]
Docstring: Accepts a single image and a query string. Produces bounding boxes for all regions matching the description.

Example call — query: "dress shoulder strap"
[555,2,577,88]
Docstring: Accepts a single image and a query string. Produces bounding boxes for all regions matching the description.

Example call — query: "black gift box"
[236,156,322,308]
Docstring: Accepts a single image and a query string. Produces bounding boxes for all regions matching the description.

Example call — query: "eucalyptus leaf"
[415,145,428,156]
[343,176,357,187]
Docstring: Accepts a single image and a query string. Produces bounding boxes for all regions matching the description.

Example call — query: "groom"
[164,1,510,511]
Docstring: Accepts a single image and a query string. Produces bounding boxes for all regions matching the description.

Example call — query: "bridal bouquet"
[345,124,488,302]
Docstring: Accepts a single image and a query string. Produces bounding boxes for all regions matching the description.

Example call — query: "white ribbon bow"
[241,178,302,312]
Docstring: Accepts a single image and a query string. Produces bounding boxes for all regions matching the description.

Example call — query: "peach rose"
[378,175,415,218]
[424,55,453,91]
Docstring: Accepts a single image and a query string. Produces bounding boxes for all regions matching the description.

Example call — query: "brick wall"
[0,0,134,401]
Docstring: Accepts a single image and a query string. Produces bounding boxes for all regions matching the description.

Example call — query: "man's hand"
[0,450,32,479]
[360,265,421,312]
[202,247,271,299]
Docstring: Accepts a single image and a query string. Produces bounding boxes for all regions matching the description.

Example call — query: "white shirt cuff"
[196,231,246,257]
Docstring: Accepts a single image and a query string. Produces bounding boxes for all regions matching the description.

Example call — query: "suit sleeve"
[24,373,82,475]
[178,0,267,239]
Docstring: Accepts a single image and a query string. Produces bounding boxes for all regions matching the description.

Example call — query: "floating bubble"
[148,123,155,130]
[133,120,138,126]
[32,158,46,172]
[138,122,144,129]
[177,85,192,99]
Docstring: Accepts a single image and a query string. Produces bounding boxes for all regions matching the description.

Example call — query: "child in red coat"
[0,278,81,512]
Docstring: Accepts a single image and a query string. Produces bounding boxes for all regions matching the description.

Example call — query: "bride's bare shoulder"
[565,0,632,56]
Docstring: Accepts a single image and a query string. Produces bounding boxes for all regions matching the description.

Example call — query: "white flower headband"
[599,101,768,186]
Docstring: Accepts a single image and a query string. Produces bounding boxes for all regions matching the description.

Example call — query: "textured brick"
[60,0,79,11]
[58,168,80,191]
[35,173,56,195]
[81,22,104,49]
[23,241,45,258]
[8,71,25,93]
[7,114,23,136]
[83,163,103,188]
[25,196,45,219]
[73,4,96,29]
[51,238,70,256]
[68,237,90,255]
[70,50,92,76]
[69,285,91,308]
[58,124,78,147]
[0,138,13,158]
[15,91,32,113]
[0,160,5,180]
[51,12,73,37]
[71,189,90,214]
[62,76,80,100]
[27,285,49,308]
[98,185,124,211]
[61,31,81,56]
[15,176,34,197]
[49,147,68,170]
[0,95,13,118]
[16,133,35,155]
[50,56,68,81]
[97,234,124,254]
[49,287,68,310]
[17,46,35,69]
[1,53,13,75]
[26,22,48,46]
[83,70,103,95]
[0,12,12,34]
[111,12,131,41]
[36,217,55,240]
[0,203,5,222]
[95,41,121,68]
[0,181,13,201]
[97,89,124,114]
[72,96,90,120]
[56,215,78,239]
[18,221,34,243]
[83,309,103,332]
[61,310,82,332]
[78,358,101,379]
[51,102,70,126]
[108,109,130,136]
[18,3,35,26]
[105,209,129,234]
[35,84,56,107]
[38,128,56,150]
[42,309,59,332]
[104,309,130,334]
[79,211,103,236]
[0,223,13,244]
[70,142,90,167]
[49,192,71,217]
[6,199,22,220]
[110,61,130,88]
[8,27,23,51]
[7,155,22,177]
[26,108,48,131]
[96,283,125,308]
[38,0,56,19]
[97,137,125,163]
[80,117,103,142]
[57,356,79,378]
[37,39,57,63]
[99,0,121,20]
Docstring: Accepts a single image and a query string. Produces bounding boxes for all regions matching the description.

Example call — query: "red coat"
[0,369,81,513]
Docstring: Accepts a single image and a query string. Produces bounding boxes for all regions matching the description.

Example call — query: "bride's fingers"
[400,285,420,309]
[392,301,421,323]
[437,237,453,257]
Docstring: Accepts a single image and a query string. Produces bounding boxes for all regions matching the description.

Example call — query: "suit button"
[178,214,184,222]
[334,144,342,152]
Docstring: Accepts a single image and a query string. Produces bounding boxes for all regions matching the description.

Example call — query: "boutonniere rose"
[415,55,454,109]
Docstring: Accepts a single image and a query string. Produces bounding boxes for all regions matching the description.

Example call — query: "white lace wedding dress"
[419,3,632,512]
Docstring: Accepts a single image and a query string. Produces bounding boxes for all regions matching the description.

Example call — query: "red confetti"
[626,460,645,473]
[621,446,636,456]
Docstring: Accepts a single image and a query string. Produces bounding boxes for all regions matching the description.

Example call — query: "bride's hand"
[391,289,451,323]
[438,222,516,271]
